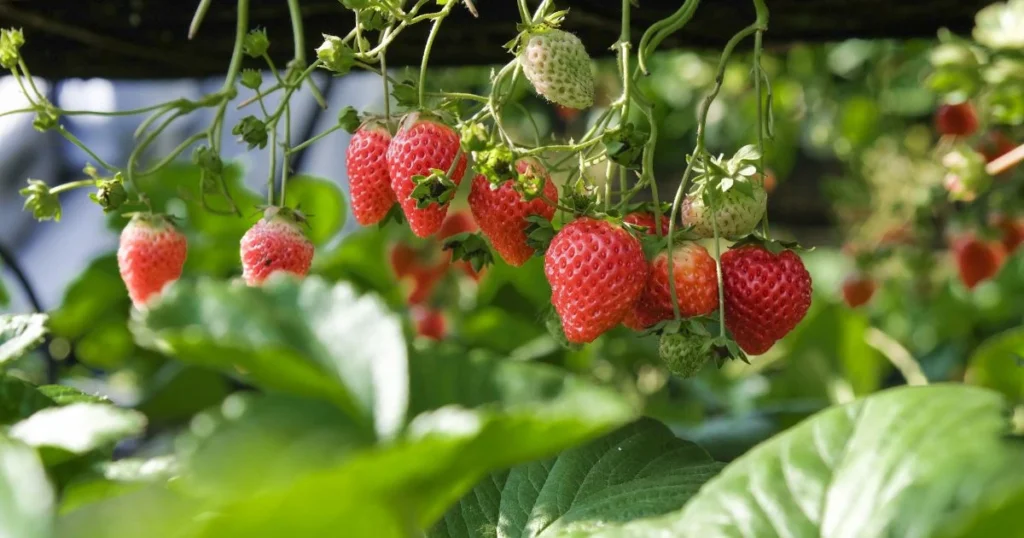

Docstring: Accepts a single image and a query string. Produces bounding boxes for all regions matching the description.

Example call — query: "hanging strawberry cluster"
[4,0,815,377]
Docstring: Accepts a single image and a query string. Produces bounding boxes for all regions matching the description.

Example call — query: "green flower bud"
[316,34,355,74]
[243,28,270,58]
[20,179,62,221]
[231,115,268,150]
[240,69,263,90]
[0,28,25,69]
[90,176,128,213]
[32,103,59,132]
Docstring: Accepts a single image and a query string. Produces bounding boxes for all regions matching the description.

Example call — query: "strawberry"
[240,208,315,286]
[977,131,1016,164]
[841,273,876,308]
[721,245,812,355]
[762,169,777,194]
[623,243,718,331]
[681,183,767,240]
[518,29,595,110]
[117,214,187,308]
[992,215,1024,254]
[406,262,447,305]
[544,218,647,343]
[659,330,711,378]
[935,102,979,137]
[951,234,1005,290]
[413,306,446,340]
[389,243,418,278]
[387,115,468,238]
[439,210,482,280]
[346,123,394,226]
[469,160,558,266]
[623,211,670,236]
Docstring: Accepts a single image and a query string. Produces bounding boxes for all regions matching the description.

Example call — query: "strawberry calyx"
[410,168,459,209]
[441,232,495,273]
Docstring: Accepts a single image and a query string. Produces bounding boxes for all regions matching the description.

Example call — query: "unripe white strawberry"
[518,29,595,110]
[682,183,767,240]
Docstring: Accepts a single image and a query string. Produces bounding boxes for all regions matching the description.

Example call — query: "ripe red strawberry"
[977,131,1016,164]
[469,160,557,266]
[387,116,468,238]
[346,122,394,226]
[544,218,647,343]
[117,214,187,308]
[951,234,1005,290]
[623,243,718,331]
[413,307,446,340]
[841,273,876,308]
[389,243,418,278]
[623,211,670,236]
[993,215,1024,254]
[722,245,812,355]
[439,210,482,280]
[240,208,315,286]
[762,169,777,194]
[406,262,447,305]
[935,102,979,137]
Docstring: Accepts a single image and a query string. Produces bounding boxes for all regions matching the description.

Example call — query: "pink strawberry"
[240,208,315,286]
[544,218,647,343]
[346,122,394,226]
[468,159,557,266]
[117,214,187,308]
[386,115,467,238]
[721,245,812,355]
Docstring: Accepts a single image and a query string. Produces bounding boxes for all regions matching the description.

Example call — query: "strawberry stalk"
[417,0,456,109]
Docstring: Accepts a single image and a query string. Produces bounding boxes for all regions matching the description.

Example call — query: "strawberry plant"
[0,0,1023,537]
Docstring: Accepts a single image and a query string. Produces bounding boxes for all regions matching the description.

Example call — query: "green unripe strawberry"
[682,182,767,240]
[658,331,710,378]
[518,29,595,110]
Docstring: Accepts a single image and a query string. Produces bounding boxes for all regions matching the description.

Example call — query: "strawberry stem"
[418,1,455,110]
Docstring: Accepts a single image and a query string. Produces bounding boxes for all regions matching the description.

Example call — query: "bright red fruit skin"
[469,160,558,266]
[722,246,812,355]
[386,118,467,238]
[623,243,718,331]
[935,102,979,137]
[240,216,315,286]
[117,215,187,308]
[346,124,394,226]
[389,243,418,278]
[413,307,446,340]
[623,211,670,236]
[952,235,1005,290]
[544,218,647,343]
[841,274,876,308]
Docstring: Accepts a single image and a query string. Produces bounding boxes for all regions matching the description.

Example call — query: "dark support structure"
[0,0,989,80]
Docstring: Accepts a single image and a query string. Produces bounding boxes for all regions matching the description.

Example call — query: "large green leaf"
[588,385,1024,538]
[175,392,371,500]
[430,418,724,538]
[0,435,54,538]
[48,255,127,340]
[132,276,408,439]
[0,375,56,424]
[966,327,1024,400]
[282,174,347,246]
[0,313,48,366]
[62,348,635,538]
[10,403,146,461]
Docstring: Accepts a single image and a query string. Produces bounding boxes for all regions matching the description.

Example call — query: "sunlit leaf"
[0,313,48,366]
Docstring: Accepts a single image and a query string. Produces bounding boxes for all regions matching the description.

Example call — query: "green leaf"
[0,313,48,366]
[283,175,347,246]
[49,255,127,340]
[430,418,723,538]
[10,403,146,460]
[176,393,371,500]
[132,276,408,439]
[0,375,56,424]
[37,385,110,406]
[966,327,1024,400]
[0,435,54,538]
[588,385,1024,537]
[0,276,9,307]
